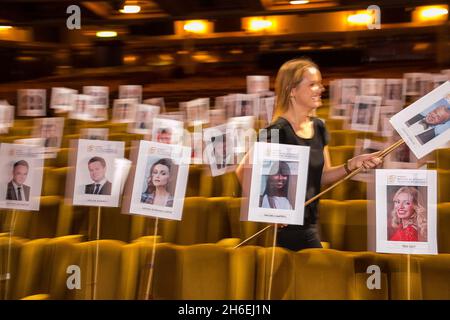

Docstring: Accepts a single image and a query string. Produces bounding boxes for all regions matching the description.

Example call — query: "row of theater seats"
[1,237,449,300]
[1,198,449,253]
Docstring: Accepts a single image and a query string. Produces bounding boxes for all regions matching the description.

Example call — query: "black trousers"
[276,224,322,252]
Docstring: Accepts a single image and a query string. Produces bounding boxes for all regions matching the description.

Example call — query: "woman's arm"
[321,146,382,187]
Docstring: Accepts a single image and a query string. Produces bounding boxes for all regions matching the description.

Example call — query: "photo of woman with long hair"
[260,161,294,210]
[389,186,427,242]
[141,158,174,207]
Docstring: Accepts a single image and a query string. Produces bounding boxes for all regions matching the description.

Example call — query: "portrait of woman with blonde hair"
[389,186,427,242]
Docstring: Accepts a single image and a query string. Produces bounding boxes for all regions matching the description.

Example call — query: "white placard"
[375,169,437,254]
[247,75,270,94]
[119,85,142,103]
[17,89,46,117]
[50,87,77,112]
[80,128,109,140]
[181,98,210,126]
[143,97,165,113]
[128,140,191,220]
[112,98,138,123]
[203,124,235,176]
[243,142,310,225]
[384,79,405,107]
[390,81,450,159]
[0,104,14,129]
[208,108,226,127]
[83,86,109,108]
[69,94,95,120]
[127,104,160,134]
[0,144,44,211]
[352,139,387,182]
[32,117,64,150]
[151,117,184,145]
[350,95,382,132]
[70,139,125,207]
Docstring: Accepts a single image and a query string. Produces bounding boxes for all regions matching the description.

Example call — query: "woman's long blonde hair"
[390,186,427,241]
[272,58,319,122]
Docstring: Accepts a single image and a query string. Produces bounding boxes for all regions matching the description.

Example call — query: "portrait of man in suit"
[406,102,450,145]
[6,160,31,201]
[40,123,58,148]
[84,156,112,195]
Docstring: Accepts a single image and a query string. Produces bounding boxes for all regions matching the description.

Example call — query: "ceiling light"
[119,5,141,14]
[96,31,118,38]
[289,1,309,4]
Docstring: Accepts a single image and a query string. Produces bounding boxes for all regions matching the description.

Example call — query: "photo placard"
[127,141,191,220]
[390,81,450,159]
[69,139,125,207]
[0,143,44,211]
[243,142,310,225]
[375,169,437,254]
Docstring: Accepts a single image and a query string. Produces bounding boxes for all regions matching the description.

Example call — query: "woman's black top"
[260,116,329,226]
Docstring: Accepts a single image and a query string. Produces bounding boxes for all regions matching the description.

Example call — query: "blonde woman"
[236,58,382,251]
[390,186,427,242]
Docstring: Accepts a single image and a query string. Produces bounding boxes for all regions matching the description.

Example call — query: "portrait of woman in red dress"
[389,186,427,242]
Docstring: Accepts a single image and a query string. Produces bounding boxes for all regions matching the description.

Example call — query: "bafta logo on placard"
[387,175,396,184]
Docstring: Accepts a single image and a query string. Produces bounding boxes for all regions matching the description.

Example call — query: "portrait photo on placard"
[390,81,450,159]
[140,156,178,207]
[128,104,160,134]
[375,169,437,254]
[352,139,386,182]
[182,98,210,126]
[246,75,270,94]
[71,139,125,207]
[204,124,235,176]
[208,108,226,127]
[32,117,64,149]
[0,144,44,211]
[350,95,381,132]
[119,85,142,103]
[112,98,138,123]
[69,94,95,120]
[17,89,46,117]
[384,79,404,106]
[127,141,191,220]
[235,94,259,118]
[386,185,428,242]
[80,128,109,140]
[50,87,77,112]
[258,160,298,211]
[143,97,165,113]
[152,117,184,145]
[83,86,109,107]
[244,142,309,225]
[0,104,14,130]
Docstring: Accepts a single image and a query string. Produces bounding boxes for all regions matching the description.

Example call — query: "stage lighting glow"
[420,7,448,19]
[96,31,118,38]
[248,18,273,32]
[0,26,12,30]
[347,12,372,25]
[289,1,309,4]
[120,5,141,14]
[183,20,208,34]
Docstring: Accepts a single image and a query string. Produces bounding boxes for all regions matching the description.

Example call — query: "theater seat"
[160,197,209,245]
[437,203,450,253]
[70,240,125,300]
[318,199,346,250]
[256,246,294,300]
[343,200,370,251]
[0,237,25,300]
[438,170,450,203]
[293,248,355,299]
[206,197,232,243]
[436,148,450,170]
[352,252,390,300]
[417,254,450,299]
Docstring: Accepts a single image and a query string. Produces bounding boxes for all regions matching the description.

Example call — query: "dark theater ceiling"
[0,0,448,26]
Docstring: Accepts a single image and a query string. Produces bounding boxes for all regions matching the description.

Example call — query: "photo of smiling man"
[84,156,112,195]
[6,160,31,201]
